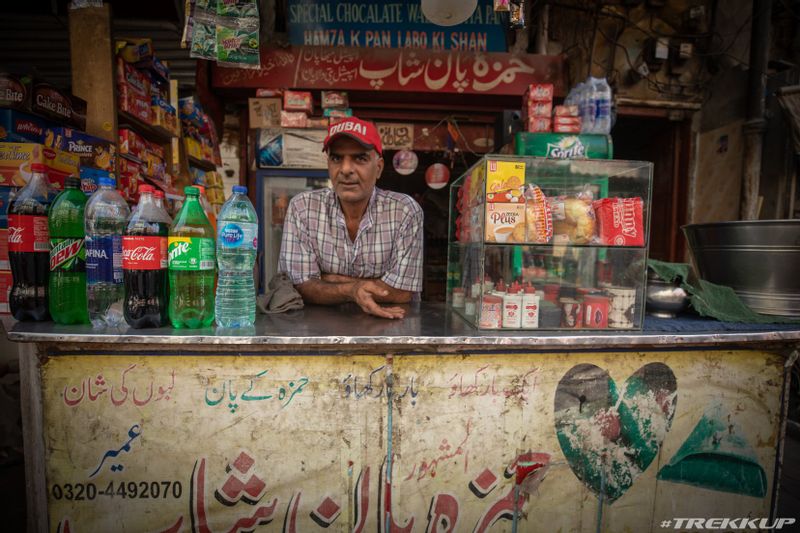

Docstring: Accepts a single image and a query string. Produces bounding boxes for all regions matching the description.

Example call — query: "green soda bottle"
[48,176,89,324]
[168,186,216,328]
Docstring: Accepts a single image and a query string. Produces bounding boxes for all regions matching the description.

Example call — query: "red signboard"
[212,46,564,97]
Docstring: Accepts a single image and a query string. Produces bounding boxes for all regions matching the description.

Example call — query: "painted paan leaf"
[554,362,677,503]
[657,405,767,497]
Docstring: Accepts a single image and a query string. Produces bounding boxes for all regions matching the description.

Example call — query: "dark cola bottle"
[122,185,170,328]
[8,163,52,321]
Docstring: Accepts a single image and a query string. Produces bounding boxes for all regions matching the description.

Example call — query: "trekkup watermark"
[659,517,796,530]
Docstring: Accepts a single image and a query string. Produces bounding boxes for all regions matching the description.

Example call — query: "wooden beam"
[69,4,117,142]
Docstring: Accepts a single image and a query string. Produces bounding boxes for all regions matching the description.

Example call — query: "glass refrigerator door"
[259,174,329,292]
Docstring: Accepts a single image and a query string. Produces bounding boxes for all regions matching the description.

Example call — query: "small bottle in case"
[522,284,540,329]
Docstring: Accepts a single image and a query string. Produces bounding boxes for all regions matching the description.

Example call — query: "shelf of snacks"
[447,156,653,331]
[179,96,221,174]
[115,38,180,203]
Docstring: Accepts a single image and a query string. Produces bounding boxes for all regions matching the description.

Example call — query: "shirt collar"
[332,187,378,232]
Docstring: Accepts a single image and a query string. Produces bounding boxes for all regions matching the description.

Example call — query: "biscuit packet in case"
[548,189,596,244]
[524,185,552,244]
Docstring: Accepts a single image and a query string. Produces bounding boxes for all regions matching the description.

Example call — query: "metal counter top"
[3,303,800,350]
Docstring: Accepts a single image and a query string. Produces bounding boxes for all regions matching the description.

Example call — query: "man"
[278,117,423,319]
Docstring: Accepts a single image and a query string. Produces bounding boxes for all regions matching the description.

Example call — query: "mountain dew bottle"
[168,186,216,328]
[49,176,89,324]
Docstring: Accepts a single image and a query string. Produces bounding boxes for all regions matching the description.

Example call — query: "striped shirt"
[278,187,424,292]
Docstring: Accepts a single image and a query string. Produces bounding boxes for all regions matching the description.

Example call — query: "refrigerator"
[256,168,329,293]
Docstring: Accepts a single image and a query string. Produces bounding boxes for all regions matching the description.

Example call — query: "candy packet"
[215,18,260,69]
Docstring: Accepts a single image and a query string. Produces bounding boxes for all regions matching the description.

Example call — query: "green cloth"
[647,259,799,324]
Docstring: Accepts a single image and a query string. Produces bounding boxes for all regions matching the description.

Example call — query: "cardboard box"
[256,128,327,169]
[118,157,143,200]
[321,91,348,109]
[0,72,32,110]
[118,128,147,160]
[255,88,282,98]
[31,81,87,131]
[283,90,313,113]
[43,127,116,176]
[306,117,330,129]
[525,100,552,118]
[0,143,79,189]
[485,159,526,202]
[116,38,153,63]
[323,108,353,118]
[485,202,526,243]
[0,230,8,270]
[554,105,579,117]
[0,269,11,314]
[280,111,308,128]
[151,97,178,135]
[248,98,281,128]
[525,83,554,101]
[0,109,49,143]
[526,117,551,133]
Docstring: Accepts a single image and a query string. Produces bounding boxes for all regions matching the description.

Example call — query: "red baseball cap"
[322,117,383,156]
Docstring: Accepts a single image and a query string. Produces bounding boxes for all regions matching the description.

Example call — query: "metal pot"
[646,271,689,318]
[683,220,800,317]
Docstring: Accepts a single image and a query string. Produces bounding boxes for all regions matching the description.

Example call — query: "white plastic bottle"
[502,282,523,329]
[215,185,258,328]
[85,177,130,328]
[522,284,540,329]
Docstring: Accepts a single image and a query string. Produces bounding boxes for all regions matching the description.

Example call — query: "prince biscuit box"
[44,127,116,176]
[0,143,79,189]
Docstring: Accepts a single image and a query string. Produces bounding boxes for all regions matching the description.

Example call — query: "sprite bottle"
[168,186,216,328]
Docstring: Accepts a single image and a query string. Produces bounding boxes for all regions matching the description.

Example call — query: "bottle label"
[49,238,86,272]
[8,215,49,253]
[123,236,167,270]
[218,222,258,250]
[86,235,123,284]
[168,237,215,271]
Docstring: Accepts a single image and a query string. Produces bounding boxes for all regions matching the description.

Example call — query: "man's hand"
[349,280,406,319]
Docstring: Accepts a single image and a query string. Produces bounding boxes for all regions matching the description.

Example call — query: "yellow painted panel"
[41,350,785,532]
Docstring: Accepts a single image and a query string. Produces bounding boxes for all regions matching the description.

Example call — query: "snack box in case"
[0,109,50,143]
[0,143,79,189]
[43,127,117,176]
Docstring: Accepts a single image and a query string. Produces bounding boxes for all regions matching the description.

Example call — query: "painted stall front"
[6,304,800,533]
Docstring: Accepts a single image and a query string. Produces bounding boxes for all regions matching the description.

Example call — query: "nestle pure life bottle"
[215,185,258,328]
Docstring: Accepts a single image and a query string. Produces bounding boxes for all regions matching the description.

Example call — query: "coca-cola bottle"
[8,163,52,321]
[123,185,170,328]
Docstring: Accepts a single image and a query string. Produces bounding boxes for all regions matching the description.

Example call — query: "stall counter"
[5,303,800,533]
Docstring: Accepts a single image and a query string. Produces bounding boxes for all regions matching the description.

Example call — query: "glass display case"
[447,155,653,330]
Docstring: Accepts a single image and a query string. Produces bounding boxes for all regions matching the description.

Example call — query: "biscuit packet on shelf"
[548,188,596,244]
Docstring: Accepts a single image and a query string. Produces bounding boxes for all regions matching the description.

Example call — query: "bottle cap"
[524,285,536,294]
[495,279,506,292]
[153,190,164,198]
[31,163,47,173]
[139,184,154,194]
[233,185,247,194]
[194,184,206,194]
[184,186,199,196]
[64,176,81,189]
[98,177,116,188]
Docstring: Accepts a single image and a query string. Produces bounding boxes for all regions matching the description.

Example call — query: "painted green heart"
[554,362,677,503]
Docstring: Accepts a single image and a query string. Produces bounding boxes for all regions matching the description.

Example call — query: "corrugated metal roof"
[0,14,197,90]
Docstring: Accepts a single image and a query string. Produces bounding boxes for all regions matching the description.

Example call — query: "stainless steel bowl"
[646,274,689,318]
[683,220,800,317]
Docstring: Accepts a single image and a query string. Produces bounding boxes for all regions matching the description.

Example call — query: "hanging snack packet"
[216,17,260,69]
[216,0,258,19]
[190,0,218,60]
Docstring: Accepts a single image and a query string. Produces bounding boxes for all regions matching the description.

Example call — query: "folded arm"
[296,274,411,319]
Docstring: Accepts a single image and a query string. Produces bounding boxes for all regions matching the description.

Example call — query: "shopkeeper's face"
[327,137,384,207]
